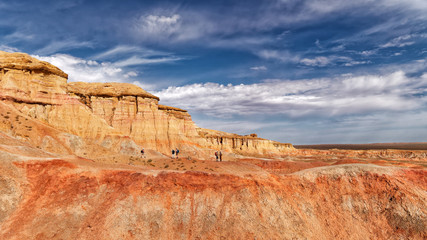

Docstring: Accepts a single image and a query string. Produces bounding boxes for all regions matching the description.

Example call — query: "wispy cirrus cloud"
[379,34,426,48]
[250,66,267,71]
[114,55,183,67]
[91,45,185,68]
[300,56,333,67]
[34,39,94,55]
[0,45,20,53]
[92,45,169,60]
[255,49,365,68]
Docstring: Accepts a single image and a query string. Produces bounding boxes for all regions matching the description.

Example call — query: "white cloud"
[92,45,168,60]
[255,50,360,67]
[0,45,19,52]
[35,39,93,55]
[33,53,182,91]
[250,66,267,71]
[380,34,416,48]
[300,56,331,67]
[35,54,135,83]
[132,11,216,43]
[114,55,183,67]
[359,50,377,56]
[124,71,138,78]
[134,14,181,39]
[299,56,354,67]
[256,49,300,63]
[155,70,427,118]
[344,60,370,66]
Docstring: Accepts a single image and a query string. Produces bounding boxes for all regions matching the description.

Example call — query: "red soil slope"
[0,135,426,240]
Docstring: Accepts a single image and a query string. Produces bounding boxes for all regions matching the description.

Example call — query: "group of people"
[141,147,181,159]
[215,150,223,162]
[171,148,180,159]
[142,147,225,162]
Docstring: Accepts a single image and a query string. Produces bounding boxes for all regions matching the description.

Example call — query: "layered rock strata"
[0,51,293,159]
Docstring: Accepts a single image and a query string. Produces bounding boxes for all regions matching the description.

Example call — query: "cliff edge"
[0,51,293,160]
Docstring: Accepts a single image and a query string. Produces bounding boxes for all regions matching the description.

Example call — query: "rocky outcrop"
[65,81,293,158]
[0,52,68,105]
[0,52,144,158]
[66,82,205,156]
[197,128,293,157]
[0,51,294,159]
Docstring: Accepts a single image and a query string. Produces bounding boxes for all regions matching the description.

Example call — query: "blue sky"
[1,0,426,144]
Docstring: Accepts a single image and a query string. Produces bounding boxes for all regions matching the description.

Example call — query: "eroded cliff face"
[66,81,294,157]
[67,82,204,156]
[0,51,294,159]
[0,52,144,158]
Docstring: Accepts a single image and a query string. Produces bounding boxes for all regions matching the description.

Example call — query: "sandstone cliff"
[0,52,142,159]
[0,51,293,160]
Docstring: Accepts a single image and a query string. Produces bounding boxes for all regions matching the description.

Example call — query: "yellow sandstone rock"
[0,51,294,161]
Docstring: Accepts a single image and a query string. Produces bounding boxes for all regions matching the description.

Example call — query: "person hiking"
[171,149,175,159]
[215,151,218,161]
[219,151,223,162]
[141,148,145,158]
[176,148,180,159]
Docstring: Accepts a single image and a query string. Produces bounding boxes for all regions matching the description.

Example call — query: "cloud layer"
[155,69,427,118]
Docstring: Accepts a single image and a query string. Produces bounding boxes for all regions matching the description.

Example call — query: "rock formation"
[0,51,293,160]
[1,51,426,239]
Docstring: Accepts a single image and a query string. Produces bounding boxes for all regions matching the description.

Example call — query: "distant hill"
[294,142,427,150]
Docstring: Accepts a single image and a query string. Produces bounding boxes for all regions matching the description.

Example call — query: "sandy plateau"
[0,51,426,239]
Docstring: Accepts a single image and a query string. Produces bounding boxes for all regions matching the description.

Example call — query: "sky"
[1,0,426,144]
